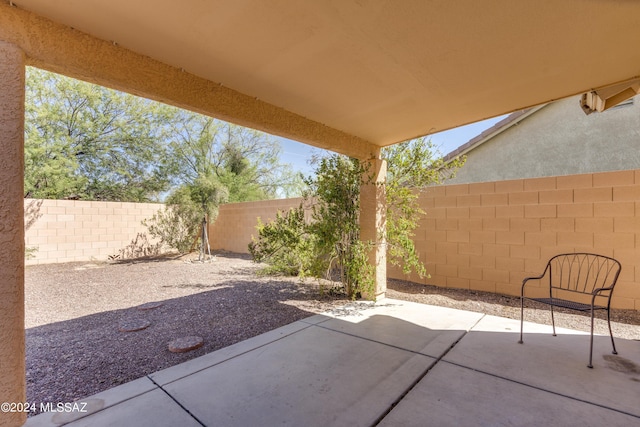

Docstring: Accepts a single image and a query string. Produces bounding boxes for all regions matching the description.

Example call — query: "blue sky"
[277,114,508,176]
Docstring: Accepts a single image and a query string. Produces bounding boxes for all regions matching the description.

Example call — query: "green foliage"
[305,156,373,298]
[24,68,304,205]
[150,112,303,253]
[143,181,227,253]
[383,137,466,275]
[248,157,367,298]
[24,199,43,259]
[164,113,304,203]
[383,136,464,188]
[25,67,174,201]
[25,68,305,255]
[184,175,229,220]
[25,246,39,260]
[248,205,316,276]
[250,157,376,299]
[143,204,201,254]
[249,137,464,299]
[343,240,375,299]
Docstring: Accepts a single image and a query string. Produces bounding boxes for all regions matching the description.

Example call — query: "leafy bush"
[143,175,227,254]
[249,205,316,276]
[249,157,375,299]
[25,246,38,260]
[143,203,201,254]
[249,137,465,300]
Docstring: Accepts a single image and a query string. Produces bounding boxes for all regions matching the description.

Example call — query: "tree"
[143,179,228,254]
[165,112,304,202]
[249,137,465,298]
[24,67,175,201]
[144,111,304,254]
[25,68,303,205]
[384,137,465,276]
[25,68,307,254]
[304,156,371,296]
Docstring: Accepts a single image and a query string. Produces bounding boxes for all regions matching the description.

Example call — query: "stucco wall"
[24,199,163,265]
[449,95,640,184]
[0,40,27,426]
[209,170,640,310]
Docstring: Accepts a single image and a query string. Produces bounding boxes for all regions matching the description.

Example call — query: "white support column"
[0,41,26,427]
[359,157,387,300]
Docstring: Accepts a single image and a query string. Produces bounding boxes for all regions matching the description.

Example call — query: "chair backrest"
[547,253,621,294]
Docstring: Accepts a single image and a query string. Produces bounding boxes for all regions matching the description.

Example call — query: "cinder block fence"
[24,199,162,265]
[24,169,640,309]
[208,198,304,254]
[209,170,640,310]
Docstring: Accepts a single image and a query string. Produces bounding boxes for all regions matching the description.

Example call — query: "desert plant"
[249,137,465,299]
[143,205,200,254]
[249,205,316,276]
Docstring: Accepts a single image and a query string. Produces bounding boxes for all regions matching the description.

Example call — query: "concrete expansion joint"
[148,376,206,427]
[440,357,640,421]
[373,322,468,425]
[376,311,486,425]
[312,321,427,358]
[469,313,486,332]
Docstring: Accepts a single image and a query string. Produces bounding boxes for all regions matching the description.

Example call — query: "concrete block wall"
[209,170,640,310]
[24,199,163,265]
[209,198,304,254]
[388,169,640,310]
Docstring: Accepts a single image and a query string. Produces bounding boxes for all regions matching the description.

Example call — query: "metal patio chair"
[518,253,622,368]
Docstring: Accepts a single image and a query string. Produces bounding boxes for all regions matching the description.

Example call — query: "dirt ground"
[25,252,640,414]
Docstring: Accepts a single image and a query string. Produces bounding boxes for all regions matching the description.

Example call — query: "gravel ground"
[25,253,640,414]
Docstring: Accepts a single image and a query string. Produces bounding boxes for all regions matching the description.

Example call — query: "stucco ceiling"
[10,0,640,149]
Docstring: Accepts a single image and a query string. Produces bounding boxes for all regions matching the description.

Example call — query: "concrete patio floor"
[26,299,640,427]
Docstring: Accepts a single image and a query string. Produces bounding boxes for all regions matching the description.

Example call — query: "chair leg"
[550,304,556,337]
[588,306,595,368]
[606,308,618,355]
[518,296,524,344]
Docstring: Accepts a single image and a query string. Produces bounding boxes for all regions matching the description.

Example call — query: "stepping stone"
[74,263,102,271]
[168,336,204,353]
[119,319,151,332]
[137,301,164,311]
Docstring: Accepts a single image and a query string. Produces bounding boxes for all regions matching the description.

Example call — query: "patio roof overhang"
[3,3,640,422]
[3,0,640,159]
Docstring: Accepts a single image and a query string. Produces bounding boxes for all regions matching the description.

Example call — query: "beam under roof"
[3,0,640,154]
[0,2,380,159]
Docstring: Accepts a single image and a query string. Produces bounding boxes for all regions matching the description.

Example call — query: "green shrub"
[249,138,465,300]
[143,203,201,254]
[249,205,316,276]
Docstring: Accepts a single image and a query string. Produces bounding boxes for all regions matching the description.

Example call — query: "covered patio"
[2,1,640,426]
[25,299,640,426]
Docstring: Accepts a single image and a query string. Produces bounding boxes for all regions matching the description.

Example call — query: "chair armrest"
[590,286,615,308]
[522,274,545,285]
[591,286,613,295]
[520,264,551,296]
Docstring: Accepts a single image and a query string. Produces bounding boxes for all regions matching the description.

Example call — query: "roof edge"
[443,104,548,162]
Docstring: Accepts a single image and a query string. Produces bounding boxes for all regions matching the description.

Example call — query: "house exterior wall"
[209,170,640,310]
[448,95,640,184]
[24,199,163,265]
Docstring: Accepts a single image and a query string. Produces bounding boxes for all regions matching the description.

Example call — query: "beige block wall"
[209,170,640,311]
[388,169,640,311]
[209,198,304,254]
[24,199,163,265]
